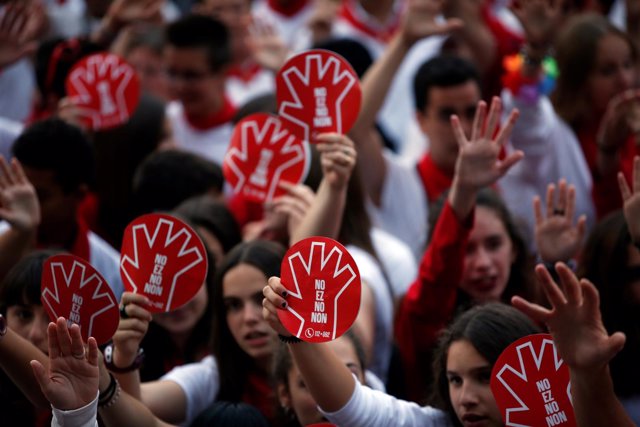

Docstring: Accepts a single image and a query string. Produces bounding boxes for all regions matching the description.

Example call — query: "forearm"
[448,177,477,221]
[352,35,410,134]
[570,366,635,427]
[290,179,346,244]
[0,329,50,408]
[289,341,356,412]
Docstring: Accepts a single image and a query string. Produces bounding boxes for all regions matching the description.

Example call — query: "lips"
[461,413,488,427]
[470,276,498,292]
[244,330,269,346]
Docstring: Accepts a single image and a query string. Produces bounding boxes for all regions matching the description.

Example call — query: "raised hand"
[453,97,522,190]
[0,2,45,70]
[249,18,289,72]
[30,317,100,411]
[316,133,357,190]
[512,263,626,372]
[272,182,315,238]
[510,0,564,50]
[534,179,587,263]
[262,276,294,337]
[111,292,152,369]
[597,89,640,154]
[400,0,463,47]
[618,156,640,244]
[105,0,163,29]
[0,156,40,232]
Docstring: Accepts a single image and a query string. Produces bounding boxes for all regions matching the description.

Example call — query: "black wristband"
[104,343,145,373]
[98,373,117,407]
[278,334,302,344]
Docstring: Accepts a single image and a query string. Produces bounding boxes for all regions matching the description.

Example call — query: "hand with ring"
[30,317,99,411]
[534,178,587,263]
[112,292,152,371]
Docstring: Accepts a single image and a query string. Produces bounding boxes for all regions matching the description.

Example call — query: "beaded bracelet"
[502,51,559,105]
[98,373,121,408]
[278,334,302,344]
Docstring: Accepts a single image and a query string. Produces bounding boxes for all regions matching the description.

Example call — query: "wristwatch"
[104,343,145,373]
[0,314,6,338]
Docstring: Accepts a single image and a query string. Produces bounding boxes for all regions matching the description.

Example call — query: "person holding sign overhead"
[263,261,635,427]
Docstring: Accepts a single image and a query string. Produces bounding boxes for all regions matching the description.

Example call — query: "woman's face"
[279,336,365,425]
[6,303,50,354]
[460,206,515,303]
[447,339,502,427]
[153,283,208,338]
[587,33,636,114]
[223,263,277,365]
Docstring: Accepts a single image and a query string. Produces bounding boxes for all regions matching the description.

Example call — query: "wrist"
[104,343,144,373]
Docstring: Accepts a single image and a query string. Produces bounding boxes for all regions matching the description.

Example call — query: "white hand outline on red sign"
[495,337,572,427]
[42,259,117,340]
[279,52,358,141]
[285,241,358,340]
[225,114,308,202]
[120,217,205,312]
[67,53,136,129]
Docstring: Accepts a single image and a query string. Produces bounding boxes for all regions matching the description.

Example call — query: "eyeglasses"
[164,68,216,84]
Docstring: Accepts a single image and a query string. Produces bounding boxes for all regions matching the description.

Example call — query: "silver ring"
[72,349,85,360]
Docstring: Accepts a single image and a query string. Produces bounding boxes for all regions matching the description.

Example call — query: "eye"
[251,292,264,307]
[485,236,504,251]
[477,369,492,384]
[224,298,242,313]
[447,374,462,386]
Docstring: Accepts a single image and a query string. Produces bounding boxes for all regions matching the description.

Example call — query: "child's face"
[6,304,49,354]
[223,263,277,366]
[447,339,502,427]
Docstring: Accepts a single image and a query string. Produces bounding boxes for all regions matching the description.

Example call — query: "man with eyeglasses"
[164,14,237,165]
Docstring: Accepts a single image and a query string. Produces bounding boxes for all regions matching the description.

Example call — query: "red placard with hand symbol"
[41,254,119,345]
[276,49,361,142]
[223,113,309,203]
[65,52,141,131]
[279,237,361,343]
[120,214,208,313]
[490,334,576,427]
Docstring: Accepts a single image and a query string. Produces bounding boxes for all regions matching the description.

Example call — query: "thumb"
[30,360,49,391]
[604,332,626,362]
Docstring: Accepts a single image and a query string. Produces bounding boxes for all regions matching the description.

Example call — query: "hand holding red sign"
[278,237,360,343]
[223,113,309,203]
[490,333,576,427]
[276,49,361,142]
[65,52,141,131]
[120,214,208,313]
[41,254,119,345]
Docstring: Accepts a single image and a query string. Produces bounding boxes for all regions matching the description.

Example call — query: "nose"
[471,246,492,271]
[459,381,480,408]
[616,66,634,92]
[243,301,261,324]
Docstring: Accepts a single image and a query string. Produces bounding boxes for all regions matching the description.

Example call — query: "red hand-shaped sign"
[490,334,576,427]
[223,113,309,203]
[279,237,360,343]
[276,49,361,142]
[65,53,141,131]
[41,254,119,345]
[120,214,208,313]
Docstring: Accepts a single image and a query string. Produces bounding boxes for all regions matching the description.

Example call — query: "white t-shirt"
[161,355,221,427]
[50,393,99,427]
[225,67,275,108]
[251,0,316,51]
[320,376,452,427]
[371,227,417,299]
[367,151,429,260]
[0,117,23,160]
[166,101,234,165]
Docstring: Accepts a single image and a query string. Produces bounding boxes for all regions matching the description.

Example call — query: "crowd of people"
[0,0,639,426]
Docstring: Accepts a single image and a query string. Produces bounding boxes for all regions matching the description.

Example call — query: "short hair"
[12,118,95,192]
[0,250,64,314]
[313,38,373,78]
[165,14,232,73]
[132,149,224,215]
[413,55,480,112]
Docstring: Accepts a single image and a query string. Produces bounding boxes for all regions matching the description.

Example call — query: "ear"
[415,110,429,135]
[277,382,291,409]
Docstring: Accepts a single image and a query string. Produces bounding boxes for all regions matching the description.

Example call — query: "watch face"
[0,314,6,337]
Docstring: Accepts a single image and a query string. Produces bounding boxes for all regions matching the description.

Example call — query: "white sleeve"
[319,377,452,427]
[50,393,99,427]
[160,356,220,426]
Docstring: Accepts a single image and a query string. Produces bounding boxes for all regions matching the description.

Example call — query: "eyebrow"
[446,365,491,375]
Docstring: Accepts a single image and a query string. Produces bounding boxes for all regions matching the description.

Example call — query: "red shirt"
[395,201,473,402]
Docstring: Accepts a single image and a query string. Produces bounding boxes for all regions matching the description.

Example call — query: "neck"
[359,0,395,23]
[170,331,191,353]
[39,221,78,250]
